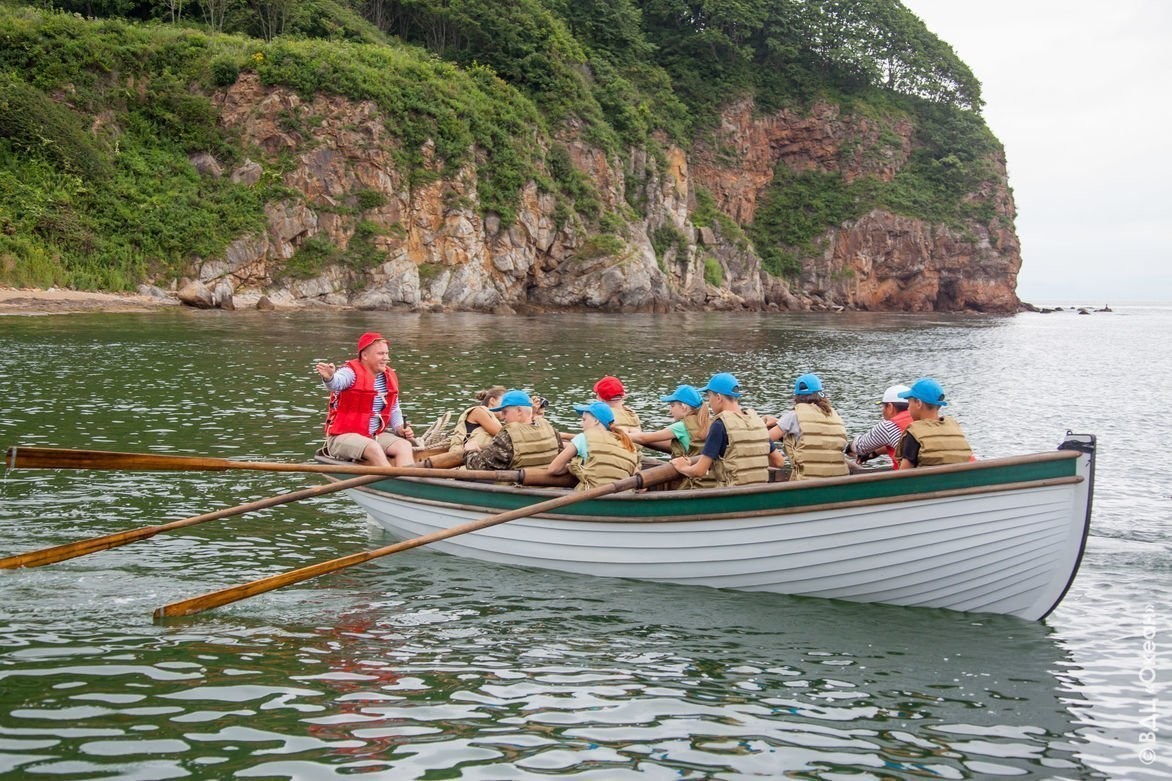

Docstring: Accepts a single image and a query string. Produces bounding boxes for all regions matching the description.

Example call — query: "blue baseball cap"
[899,377,949,406]
[793,373,824,395]
[659,384,704,408]
[700,372,742,398]
[489,389,534,411]
[573,400,615,428]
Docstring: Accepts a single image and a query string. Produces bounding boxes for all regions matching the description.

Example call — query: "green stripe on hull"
[360,453,1080,521]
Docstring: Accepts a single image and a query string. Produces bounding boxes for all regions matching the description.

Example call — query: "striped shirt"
[323,366,404,435]
[850,419,904,456]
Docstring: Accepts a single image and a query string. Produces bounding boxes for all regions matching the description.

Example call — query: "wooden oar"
[0,474,391,570]
[5,445,467,475]
[0,460,573,570]
[154,462,680,618]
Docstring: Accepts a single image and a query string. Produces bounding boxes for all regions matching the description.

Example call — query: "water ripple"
[1,309,1168,778]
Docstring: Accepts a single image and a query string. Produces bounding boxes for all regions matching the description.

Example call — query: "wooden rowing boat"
[320,433,1096,620]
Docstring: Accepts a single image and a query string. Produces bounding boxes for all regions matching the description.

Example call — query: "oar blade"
[0,526,163,569]
[6,445,469,476]
[6,446,229,472]
[0,474,386,570]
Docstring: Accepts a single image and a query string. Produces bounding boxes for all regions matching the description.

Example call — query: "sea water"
[0,306,1168,779]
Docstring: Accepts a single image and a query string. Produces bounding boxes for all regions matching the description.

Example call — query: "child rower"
[592,375,642,432]
[629,384,714,488]
[670,373,770,487]
[764,373,849,480]
[547,401,639,490]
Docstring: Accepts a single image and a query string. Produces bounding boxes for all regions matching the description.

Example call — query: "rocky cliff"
[181,74,1020,314]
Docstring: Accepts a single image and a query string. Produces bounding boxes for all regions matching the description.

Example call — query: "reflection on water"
[0,551,1097,779]
[1,308,1169,778]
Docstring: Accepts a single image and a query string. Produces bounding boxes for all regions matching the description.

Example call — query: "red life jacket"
[886,409,913,469]
[324,359,399,437]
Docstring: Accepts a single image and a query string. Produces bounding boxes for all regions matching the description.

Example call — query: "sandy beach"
[0,287,179,315]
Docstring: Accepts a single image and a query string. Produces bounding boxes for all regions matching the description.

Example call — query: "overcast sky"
[898,0,1171,303]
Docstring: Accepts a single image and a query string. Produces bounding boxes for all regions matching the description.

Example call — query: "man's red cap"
[593,375,625,400]
[357,332,386,355]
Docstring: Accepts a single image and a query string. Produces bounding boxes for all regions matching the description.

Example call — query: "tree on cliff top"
[27,0,983,133]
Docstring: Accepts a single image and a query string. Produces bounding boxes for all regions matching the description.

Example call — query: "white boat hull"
[337,435,1095,620]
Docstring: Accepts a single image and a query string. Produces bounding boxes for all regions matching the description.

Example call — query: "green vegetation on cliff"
[0,0,999,290]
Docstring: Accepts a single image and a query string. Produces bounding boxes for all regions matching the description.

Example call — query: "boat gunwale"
[349,474,1085,523]
[328,448,1079,498]
[515,448,1073,500]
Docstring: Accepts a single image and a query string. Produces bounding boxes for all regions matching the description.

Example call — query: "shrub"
[691,187,718,228]
[650,223,686,263]
[355,189,387,211]
[0,72,110,181]
[0,235,62,288]
[546,142,601,220]
[703,256,723,287]
[750,167,870,277]
[598,211,627,236]
[280,234,338,280]
[342,220,388,270]
[210,57,240,87]
[417,262,443,282]
[574,234,624,261]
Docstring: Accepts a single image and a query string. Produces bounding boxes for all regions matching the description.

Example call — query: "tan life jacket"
[614,404,641,430]
[783,403,849,480]
[671,414,717,489]
[667,414,706,458]
[711,410,770,487]
[505,417,561,468]
[904,417,973,466]
[448,405,495,453]
[568,428,639,491]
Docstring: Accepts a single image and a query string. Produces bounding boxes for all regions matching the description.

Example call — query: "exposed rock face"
[691,97,1020,313]
[186,74,1020,313]
[692,98,914,224]
[817,208,1021,313]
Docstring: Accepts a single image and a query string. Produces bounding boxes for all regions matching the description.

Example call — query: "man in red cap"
[315,332,415,466]
[592,375,641,432]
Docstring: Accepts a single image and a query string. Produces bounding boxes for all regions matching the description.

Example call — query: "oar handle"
[154,462,680,618]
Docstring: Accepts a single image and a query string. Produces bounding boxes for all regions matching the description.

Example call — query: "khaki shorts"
[325,432,404,462]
